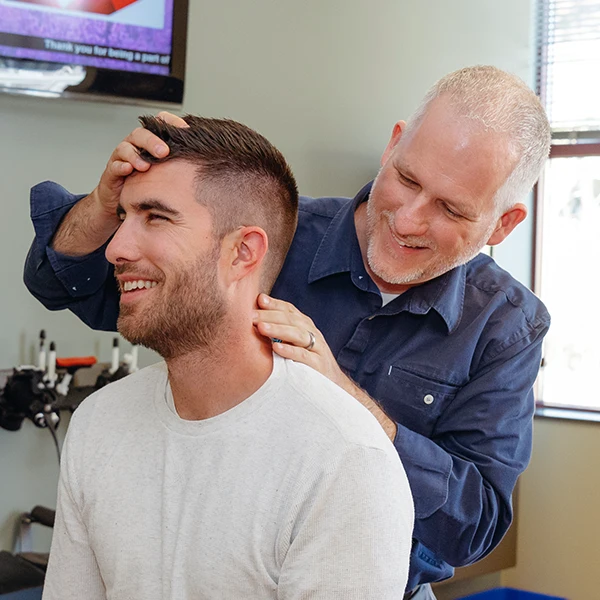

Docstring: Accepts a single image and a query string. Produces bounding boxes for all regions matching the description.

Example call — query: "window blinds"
[536,0,600,131]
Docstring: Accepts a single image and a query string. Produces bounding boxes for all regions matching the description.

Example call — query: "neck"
[165,316,274,420]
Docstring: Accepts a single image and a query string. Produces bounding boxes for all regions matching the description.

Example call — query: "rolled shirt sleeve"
[24,182,120,331]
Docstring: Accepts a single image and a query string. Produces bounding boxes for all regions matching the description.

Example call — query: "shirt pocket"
[377,366,460,438]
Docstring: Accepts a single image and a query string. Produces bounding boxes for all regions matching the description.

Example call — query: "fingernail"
[262,323,271,331]
[155,144,168,157]
[261,294,270,305]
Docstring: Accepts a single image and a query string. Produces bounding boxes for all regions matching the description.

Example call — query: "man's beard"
[365,200,495,286]
[117,247,227,360]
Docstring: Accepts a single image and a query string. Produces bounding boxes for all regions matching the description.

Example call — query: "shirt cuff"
[30,181,110,298]
[46,244,112,298]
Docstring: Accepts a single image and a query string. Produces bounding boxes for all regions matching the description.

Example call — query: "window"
[535,0,600,413]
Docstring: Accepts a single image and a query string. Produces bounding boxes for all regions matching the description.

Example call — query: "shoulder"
[274,195,354,295]
[458,255,550,365]
[69,362,167,434]
[298,194,352,220]
[464,254,550,330]
[293,194,352,242]
[277,358,397,455]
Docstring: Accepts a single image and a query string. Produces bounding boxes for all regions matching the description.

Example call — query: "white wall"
[0,0,534,563]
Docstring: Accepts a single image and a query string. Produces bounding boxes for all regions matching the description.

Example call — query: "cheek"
[150,228,192,258]
[428,220,468,252]
[380,178,408,208]
[143,239,168,262]
[140,236,182,275]
[441,223,484,255]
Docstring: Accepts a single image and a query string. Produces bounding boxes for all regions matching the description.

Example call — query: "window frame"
[533,0,600,417]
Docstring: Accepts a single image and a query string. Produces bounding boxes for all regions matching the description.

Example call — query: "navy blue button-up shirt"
[24,180,550,592]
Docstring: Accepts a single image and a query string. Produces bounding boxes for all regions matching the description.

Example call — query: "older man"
[41,116,414,600]
[25,66,551,599]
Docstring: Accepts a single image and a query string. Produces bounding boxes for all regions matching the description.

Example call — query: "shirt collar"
[307,180,467,333]
[400,264,467,334]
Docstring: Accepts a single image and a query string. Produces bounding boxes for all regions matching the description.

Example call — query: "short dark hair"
[138,115,299,292]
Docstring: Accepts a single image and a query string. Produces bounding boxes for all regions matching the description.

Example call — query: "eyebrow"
[116,199,183,219]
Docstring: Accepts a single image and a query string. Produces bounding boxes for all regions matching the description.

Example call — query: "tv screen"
[0,0,188,105]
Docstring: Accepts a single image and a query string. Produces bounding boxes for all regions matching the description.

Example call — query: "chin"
[116,317,144,346]
[368,253,425,287]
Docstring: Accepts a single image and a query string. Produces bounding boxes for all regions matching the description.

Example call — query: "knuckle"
[127,127,143,141]
[115,141,132,156]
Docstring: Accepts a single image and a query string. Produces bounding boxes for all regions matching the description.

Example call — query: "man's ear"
[381,120,406,166]
[486,203,528,246]
[225,226,268,283]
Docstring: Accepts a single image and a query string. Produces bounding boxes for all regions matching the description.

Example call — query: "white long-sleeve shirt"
[44,355,414,599]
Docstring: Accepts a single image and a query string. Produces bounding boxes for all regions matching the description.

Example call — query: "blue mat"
[459,588,566,600]
[0,588,43,600]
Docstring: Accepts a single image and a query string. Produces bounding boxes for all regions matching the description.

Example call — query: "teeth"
[123,280,158,292]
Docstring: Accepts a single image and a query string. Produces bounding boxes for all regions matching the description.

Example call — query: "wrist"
[333,370,356,396]
[90,187,120,225]
[341,377,397,441]
[51,189,120,256]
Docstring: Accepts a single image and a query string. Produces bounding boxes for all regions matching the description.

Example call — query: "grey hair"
[405,65,551,214]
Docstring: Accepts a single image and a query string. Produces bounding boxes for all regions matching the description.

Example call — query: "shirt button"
[423,394,434,405]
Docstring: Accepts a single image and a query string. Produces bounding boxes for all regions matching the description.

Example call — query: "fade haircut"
[138,115,299,292]
[404,65,551,214]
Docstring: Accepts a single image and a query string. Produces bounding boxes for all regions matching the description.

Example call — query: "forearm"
[393,345,541,565]
[338,375,398,441]
[52,189,120,256]
[396,424,512,565]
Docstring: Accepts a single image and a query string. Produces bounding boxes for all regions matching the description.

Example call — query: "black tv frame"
[0,0,189,106]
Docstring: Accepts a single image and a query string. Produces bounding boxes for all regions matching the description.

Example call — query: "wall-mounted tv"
[0,0,189,105]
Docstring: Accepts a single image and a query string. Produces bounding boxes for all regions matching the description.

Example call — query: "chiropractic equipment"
[0,332,139,597]
[0,331,139,438]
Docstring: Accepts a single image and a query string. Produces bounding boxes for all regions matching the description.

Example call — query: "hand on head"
[92,112,188,217]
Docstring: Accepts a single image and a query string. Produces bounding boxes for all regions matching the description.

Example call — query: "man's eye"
[443,204,461,218]
[399,173,417,187]
[148,213,168,222]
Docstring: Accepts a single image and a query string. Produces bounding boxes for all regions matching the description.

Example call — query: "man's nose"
[394,193,429,236]
[105,220,141,265]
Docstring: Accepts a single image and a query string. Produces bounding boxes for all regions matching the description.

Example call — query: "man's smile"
[116,275,160,304]
[122,279,158,292]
